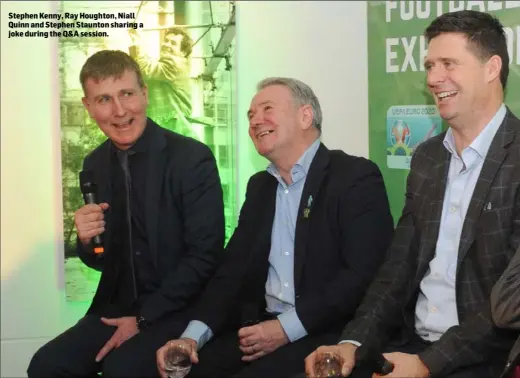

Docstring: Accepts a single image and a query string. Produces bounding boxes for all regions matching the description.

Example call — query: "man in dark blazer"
[305,10,520,378]
[156,77,395,378]
[492,247,520,378]
[27,50,225,377]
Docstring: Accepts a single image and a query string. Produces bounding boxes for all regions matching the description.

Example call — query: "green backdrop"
[367,1,520,223]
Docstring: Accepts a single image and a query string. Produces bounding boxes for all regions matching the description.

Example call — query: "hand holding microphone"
[354,344,394,375]
[75,170,108,254]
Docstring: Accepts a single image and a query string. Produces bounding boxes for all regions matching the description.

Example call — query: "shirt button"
[135,250,141,256]
[450,207,456,213]
[284,282,289,287]
[284,251,290,256]
[284,189,289,194]
[431,306,437,313]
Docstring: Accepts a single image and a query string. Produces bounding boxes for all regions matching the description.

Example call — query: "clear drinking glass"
[164,342,192,378]
[314,351,342,378]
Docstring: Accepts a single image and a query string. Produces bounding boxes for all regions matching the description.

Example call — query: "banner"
[58,0,237,302]
[368,0,520,222]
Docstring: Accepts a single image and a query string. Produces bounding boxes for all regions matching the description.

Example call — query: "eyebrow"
[247,101,273,119]
[93,88,134,101]
[423,57,459,68]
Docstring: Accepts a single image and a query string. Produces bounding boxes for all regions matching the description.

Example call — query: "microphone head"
[355,345,392,374]
[240,302,260,327]
[79,170,96,194]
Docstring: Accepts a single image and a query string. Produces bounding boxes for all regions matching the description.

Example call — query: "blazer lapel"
[294,144,329,290]
[457,115,515,268]
[252,176,278,268]
[416,143,450,277]
[145,124,167,268]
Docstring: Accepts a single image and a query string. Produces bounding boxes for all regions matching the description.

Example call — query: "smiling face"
[82,69,148,150]
[424,32,500,126]
[247,85,311,160]
[161,32,184,56]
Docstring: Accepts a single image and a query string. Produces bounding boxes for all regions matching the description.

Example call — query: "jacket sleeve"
[491,246,520,329]
[139,143,225,323]
[338,146,426,347]
[295,158,394,335]
[189,174,262,335]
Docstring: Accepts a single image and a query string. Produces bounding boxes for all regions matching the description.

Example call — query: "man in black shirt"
[27,50,225,377]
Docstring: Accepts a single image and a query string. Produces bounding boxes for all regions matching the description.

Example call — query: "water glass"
[164,342,192,378]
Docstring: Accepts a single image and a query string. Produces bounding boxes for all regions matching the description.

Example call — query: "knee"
[102,349,158,378]
[101,354,128,378]
[27,345,59,378]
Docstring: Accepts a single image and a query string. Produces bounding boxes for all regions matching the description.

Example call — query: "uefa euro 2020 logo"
[386,105,441,170]
[389,120,412,156]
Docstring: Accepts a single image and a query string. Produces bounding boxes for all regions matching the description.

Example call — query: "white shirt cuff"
[339,339,362,347]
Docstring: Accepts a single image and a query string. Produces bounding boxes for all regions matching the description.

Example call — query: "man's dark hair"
[424,10,509,89]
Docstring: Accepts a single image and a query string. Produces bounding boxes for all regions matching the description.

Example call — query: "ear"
[485,55,502,84]
[299,104,314,130]
[142,84,149,105]
[81,97,92,117]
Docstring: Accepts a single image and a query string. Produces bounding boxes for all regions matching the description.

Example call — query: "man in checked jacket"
[492,246,520,378]
[305,10,520,378]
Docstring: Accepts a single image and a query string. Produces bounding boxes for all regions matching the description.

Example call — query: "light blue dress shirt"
[181,138,321,348]
[414,104,506,341]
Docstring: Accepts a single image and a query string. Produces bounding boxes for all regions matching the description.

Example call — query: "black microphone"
[240,302,260,327]
[354,344,394,375]
[79,170,104,255]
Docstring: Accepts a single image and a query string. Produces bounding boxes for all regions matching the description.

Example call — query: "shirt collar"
[267,138,321,180]
[443,103,506,159]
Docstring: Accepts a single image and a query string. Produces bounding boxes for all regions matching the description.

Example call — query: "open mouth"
[436,91,458,102]
[257,130,274,138]
[113,118,134,129]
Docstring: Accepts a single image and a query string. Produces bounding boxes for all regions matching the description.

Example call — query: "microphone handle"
[82,193,104,254]
[83,192,96,205]
[380,359,394,375]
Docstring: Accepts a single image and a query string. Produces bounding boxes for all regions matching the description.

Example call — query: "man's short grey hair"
[257,77,322,131]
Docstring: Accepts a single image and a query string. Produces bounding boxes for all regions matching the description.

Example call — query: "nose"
[112,97,126,117]
[249,112,263,129]
[427,65,446,89]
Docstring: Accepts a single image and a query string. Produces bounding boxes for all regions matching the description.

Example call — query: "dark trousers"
[293,333,503,378]
[27,306,187,378]
[187,327,342,378]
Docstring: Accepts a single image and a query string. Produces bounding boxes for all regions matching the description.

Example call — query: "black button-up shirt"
[110,124,159,313]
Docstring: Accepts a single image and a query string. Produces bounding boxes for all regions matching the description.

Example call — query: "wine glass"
[314,351,343,377]
[164,342,192,378]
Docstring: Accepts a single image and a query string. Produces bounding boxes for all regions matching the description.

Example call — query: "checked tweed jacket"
[340,109,520,377]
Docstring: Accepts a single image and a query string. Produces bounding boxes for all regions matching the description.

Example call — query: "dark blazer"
[340,109,520,377]
[191,143,394,337]
[492,246,520,378]
[76,118,225,324]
